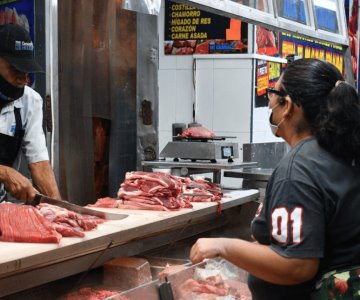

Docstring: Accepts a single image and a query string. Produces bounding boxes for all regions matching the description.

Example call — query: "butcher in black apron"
[0,23,60,202]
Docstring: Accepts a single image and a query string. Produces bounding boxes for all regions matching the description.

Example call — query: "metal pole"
[45,0,59,182]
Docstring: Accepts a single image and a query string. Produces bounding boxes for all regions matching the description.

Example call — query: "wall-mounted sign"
[279,32,345,74]
[256,26,279,56]
[0,0,35,85]
[255,60,283,107]
[164,0,248,55]
[0,0,16,4]
[347,0,358,91]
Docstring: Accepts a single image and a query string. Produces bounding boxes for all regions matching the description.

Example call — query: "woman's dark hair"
[281,58,360,165]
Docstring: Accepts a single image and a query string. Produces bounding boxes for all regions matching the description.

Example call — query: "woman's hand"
[190,238,224,264]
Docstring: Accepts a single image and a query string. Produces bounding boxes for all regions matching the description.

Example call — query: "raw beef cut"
[179,126,216,139]
[180,177,223,213]
[116,171,192,210]
[175,270,252,300]
[90,172,224,212]
[62,287,120,300]
[88,170,188,211]
[0,202,61,243]
[37,203,104,237]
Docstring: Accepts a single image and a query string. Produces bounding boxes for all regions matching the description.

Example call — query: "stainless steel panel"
[142,159,256,170]
[160,141,239,160]
[243,142,288,168]
[58,1,139,204]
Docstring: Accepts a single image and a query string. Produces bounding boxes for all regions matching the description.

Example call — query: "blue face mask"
[0,75,25,104]
[268,103,284,137]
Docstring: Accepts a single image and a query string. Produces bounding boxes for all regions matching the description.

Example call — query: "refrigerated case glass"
[313,0,339,33]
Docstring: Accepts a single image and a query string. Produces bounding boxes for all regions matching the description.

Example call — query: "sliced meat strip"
[0,202,61,243]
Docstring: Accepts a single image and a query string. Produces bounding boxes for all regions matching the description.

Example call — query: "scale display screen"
[221,146,234,158]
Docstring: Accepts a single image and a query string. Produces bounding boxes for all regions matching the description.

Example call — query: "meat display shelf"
[142,159,257,183]
[0,189,259,298]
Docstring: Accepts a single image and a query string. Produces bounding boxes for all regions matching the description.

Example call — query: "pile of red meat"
[174,259,252,300]
[90,171,223,212]
[178,275,252,300]
[0,202,104,244]
[62,287,122,300]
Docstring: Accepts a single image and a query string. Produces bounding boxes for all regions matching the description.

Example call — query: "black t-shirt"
[249,137,360,300]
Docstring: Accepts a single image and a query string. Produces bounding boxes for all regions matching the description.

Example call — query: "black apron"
[0,107,25,166]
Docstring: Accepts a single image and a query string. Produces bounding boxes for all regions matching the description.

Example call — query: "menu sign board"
[164,0,247,55]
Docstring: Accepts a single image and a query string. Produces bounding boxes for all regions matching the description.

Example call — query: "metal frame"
[45,0,59,182]
[173,0,349,45]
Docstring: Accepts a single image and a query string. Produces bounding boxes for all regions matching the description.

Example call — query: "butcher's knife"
[31,194,128,221]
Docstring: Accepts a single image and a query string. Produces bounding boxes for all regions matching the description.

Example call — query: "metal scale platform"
[142,136,256,183]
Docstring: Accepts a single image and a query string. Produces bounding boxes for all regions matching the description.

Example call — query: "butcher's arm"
[190,237,319,285]
[0,164,36,201]
[29,161,61,199]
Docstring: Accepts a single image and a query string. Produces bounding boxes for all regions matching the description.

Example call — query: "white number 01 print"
[271,207,303,244]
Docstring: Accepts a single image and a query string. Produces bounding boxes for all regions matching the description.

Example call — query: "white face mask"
[268,103,284,137]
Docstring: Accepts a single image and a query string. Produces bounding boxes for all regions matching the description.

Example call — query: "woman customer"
[190,58,360,300]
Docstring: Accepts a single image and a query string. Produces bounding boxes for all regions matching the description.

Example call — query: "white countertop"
[0,189,259,297]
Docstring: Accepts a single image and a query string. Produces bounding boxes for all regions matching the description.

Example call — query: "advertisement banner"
[164,0,248,55]
[255,60,283,107]
[256,26,279,57]
[0,0,34,37]
[347,0,358,91]
[279,32,345,74]
[0,0,35,85]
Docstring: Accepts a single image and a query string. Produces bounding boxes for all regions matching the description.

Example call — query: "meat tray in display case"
[105,257,252,299]
[164,258,252,299]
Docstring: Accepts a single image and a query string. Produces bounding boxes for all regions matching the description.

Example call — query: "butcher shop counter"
[0,189,259,298]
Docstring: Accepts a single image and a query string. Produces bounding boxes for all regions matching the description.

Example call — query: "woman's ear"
[282,95,293,117]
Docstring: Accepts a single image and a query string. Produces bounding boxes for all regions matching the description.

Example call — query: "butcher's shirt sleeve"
[267,179,325,259]
[21,88,49,163]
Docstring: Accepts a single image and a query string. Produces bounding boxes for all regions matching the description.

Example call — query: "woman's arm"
[190,237,319,285]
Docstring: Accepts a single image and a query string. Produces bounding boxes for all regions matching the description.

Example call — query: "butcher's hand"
[190,238,223,264]
[0,166,36,202]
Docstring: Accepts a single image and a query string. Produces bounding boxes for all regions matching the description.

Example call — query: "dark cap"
[0,24,44,73]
